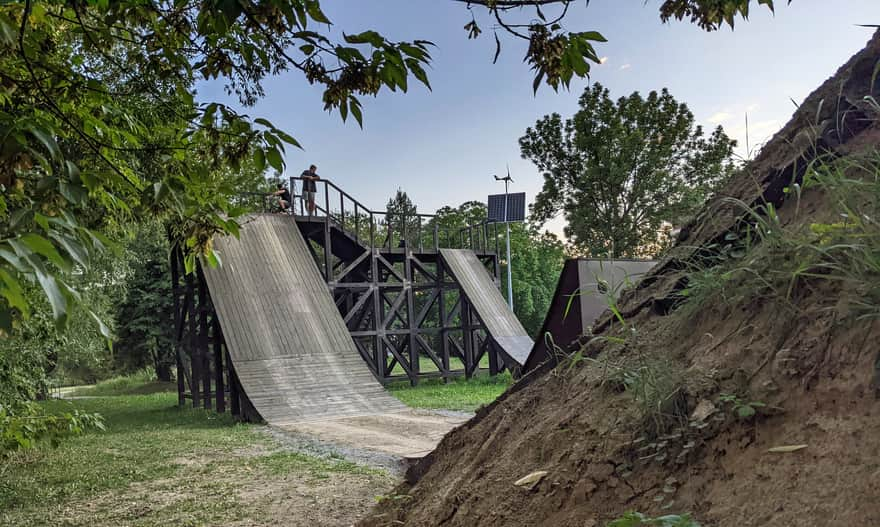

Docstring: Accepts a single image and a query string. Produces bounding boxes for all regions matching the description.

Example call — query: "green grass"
[0,389,388,527]
[389,354,492,376]
[387,372,512,412]
[70,369,175,397]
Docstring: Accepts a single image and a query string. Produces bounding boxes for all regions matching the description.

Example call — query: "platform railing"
[288,176,500,254]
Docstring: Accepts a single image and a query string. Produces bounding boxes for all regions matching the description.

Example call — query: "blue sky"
[197,0,879,235]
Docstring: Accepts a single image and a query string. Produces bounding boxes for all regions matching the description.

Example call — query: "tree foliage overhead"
[521,83,736,258]
[0,0,784,336]
[0,0,435,333]
[455,0,783,90]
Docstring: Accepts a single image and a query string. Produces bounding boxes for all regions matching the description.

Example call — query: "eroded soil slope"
[360,31,880,527]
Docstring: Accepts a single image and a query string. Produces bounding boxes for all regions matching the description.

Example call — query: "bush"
[0,402,104,458]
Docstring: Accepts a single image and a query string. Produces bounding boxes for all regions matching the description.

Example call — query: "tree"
[0,0,781,334]
[385,189,421,248]
[521,83,736,258]
[503,224,566,336]
[113,222,174,382]
[425,201,489,248]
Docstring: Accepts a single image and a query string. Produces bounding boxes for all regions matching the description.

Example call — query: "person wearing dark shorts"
[270,183,292,213]
[301,164,320,216]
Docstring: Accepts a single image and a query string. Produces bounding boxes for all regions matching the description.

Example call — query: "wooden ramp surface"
[439,249,533,366]
[202,214,405,425]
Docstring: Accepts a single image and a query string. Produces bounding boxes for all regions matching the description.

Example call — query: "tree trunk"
[155,362,173,382]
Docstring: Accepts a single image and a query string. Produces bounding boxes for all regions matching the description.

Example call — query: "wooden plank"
[439,249,533,366]
[202,214,405,424]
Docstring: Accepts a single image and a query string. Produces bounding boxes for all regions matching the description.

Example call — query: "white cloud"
[619,63,631,70]
[599,56,608,65]
[746,103,760,113]
[707,111,733,124]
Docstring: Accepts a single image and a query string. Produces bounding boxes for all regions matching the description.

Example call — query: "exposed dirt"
[359,31,880,527]
[284,409,470,460]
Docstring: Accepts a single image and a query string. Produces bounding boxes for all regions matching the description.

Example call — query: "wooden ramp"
[439,249,533,367]
[202,214,405,425]
[523,258,656,374]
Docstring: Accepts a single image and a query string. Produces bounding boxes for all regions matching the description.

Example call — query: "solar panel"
[487,192,526,223]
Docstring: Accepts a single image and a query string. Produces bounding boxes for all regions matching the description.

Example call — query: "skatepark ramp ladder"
[199,214,406,425]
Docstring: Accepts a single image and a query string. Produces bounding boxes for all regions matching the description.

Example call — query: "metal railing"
[287,176,501,253]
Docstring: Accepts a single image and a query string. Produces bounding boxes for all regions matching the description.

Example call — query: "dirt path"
[280,409,470,466]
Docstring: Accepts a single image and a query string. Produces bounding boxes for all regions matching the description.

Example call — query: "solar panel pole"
[494,172,514,311]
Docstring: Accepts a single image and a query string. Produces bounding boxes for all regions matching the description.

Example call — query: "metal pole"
[503,179,513,310]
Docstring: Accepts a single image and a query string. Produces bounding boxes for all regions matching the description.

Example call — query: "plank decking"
[439,249,533,366]
[201,214,405,425]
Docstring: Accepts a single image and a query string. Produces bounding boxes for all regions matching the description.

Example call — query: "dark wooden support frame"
[174,176,513,415]
[313,239,506,386]
[170,244,259,421]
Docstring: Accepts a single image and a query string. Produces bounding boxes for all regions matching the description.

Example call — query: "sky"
[196,0,880,235]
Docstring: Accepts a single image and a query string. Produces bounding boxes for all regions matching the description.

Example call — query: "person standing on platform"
[301,164,320,216]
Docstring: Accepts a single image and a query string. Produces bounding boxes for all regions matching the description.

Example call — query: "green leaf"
[305,0,331,24]
[18,234,70,271]
[407,60,431,90]
[34,213,50,232]
[60,182,88,205]
[29,126,61,161]
[0,11,16,47]
[254,117,275,128]
[349,97,363,128]
[183,252,196,274]
[204,249,220,268]
[65,160,81,183]
[578,30,608,43]
[0,247,27,273]
[33,263,68,328]
[266,147,284,172]
[0,268,29,316]
[49,232,90,268]
[79,168,98,191]
[737,405,756,418]
[275,131,302,149]
[344,30,383,47]
[88,309,113,340]
[253,148,266,172]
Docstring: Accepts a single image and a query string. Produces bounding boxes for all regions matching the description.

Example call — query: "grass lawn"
[1,367,510,525]
[387,372,512,412]
[389,354,492,376]
[70,369,176,397]
[0,390,392,527]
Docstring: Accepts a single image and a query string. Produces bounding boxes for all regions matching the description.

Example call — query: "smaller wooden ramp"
[524,258,656,373]
[202,214,405,425]
[439,249,533,367]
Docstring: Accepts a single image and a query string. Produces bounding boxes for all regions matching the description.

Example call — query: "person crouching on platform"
[270,183,292,214]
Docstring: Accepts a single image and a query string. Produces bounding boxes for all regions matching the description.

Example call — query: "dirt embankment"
[360,31,880,527]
